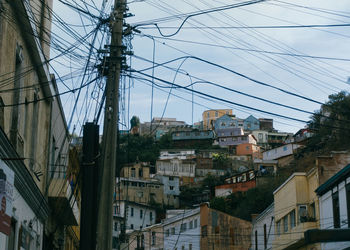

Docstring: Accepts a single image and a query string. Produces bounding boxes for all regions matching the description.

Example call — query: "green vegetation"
[209,176,287,221]
[117,135,160,166]
[307,91,350,151]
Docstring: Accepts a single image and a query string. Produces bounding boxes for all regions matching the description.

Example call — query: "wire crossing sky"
[51,0,350,133]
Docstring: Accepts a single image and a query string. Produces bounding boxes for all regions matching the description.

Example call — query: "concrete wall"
[200,204,252,250]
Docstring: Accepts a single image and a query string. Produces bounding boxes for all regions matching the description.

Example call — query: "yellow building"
[202,109,232,130]
[116,178,165,205]
[272,151,350,250]
[273,170,320,250]
[120,162,151,179]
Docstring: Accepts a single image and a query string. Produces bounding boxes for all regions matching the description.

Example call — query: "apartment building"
[202,109,232,130]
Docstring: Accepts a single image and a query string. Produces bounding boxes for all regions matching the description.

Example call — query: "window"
[332,191,340,228]
[171,227,175,235]
[169,176,174,181]
[283,215,288,232]
[8,219,16,250]
[170,186,174,190]
[130,207,134,217]
[215,111,218,117]
[139,168,143,177]
[255,230,258,250]
[182,246,185,250]
[151,232,156,246]
[166,229,170,237]
[310,202,316,219]
[283,146,288,151]
[130,224,134,229]
[290,210,296,229]
[189,244,192,250]
[140,209,143,219]
[207,112,210,118]
[276,220,281,236]
[114,222,118,231]
[131,168,136,177]
[264,224,267,249]
[112,236,118,249]
[194,219,198,228]
[298,205,307,223]
[180,223,187,232]
[189,220,193,229]
[141,234,145,248]
[201,225,207,237]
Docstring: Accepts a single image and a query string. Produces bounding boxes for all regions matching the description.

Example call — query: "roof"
[315,164,350,196]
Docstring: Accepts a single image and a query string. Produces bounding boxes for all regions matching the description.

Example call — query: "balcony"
[48,178,79,226]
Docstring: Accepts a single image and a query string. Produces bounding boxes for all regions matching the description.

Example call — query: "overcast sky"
[52,0,350,134]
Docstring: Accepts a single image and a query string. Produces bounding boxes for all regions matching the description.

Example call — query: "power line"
[139,23,350,29]
[131,69,308,124]
[132,54,324,105]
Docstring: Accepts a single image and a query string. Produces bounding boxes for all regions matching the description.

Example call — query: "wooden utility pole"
[96,0,125,249]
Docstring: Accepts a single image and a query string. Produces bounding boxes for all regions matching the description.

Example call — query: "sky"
[51,0,350,135]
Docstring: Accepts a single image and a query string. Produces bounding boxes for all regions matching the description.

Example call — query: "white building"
[156,158,196,178]
[263,144,302,161]
[315,164,350,250]
[159,149,196,160]
[112,201,156,249]
[251,203,275,250]
[113,200,156,231]
[0,146,48,250]
[163,208,200,250]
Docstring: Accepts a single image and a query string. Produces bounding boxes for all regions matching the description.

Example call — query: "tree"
[308,91,350,151]
[117,135,160,167]
[130,116,140,128]
[130,116,140,135]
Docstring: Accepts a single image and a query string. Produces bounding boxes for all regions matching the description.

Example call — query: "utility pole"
[96,0,125,249]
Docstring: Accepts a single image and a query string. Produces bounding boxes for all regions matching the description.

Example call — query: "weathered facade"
[200,203,252,250]
[120,162,151,179]
[0,0,70,249]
